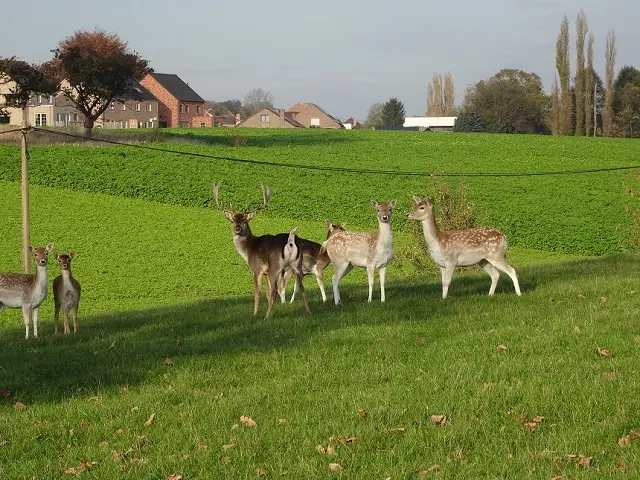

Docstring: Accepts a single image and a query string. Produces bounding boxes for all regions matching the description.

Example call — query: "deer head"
[215,182,273,238]
[325,220,346,239]
[371,200,397,224]
[54,251,76,271]
[28,243,53,267]
[407,196,435,221]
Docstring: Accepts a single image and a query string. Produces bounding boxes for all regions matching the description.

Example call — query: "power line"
[0,127,27,136]
[31,127,640,178]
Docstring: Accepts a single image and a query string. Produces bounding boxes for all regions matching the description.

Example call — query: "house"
[240,107,305,128]
[140,72,212,127]
[342,117,363,130]
[403,116,457,132]
[210,109,241,127]
[100,82,160,128]
[285,102,343,129]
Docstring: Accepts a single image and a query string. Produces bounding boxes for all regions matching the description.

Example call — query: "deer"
[407,196,521,298]
[53,251,82,335]
[0,243,53,339]
[321,200,396,305]
[214,182,311,319]
[279,220,346,303]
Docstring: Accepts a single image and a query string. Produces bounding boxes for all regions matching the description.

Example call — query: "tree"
[426,72,455,116]
[364,102,384,128]
[381,98,405,127]
[462,69,550,134]
[444,72,455,115]
[550,74,561,134]
[574,10,588,136]
[452,110,485,132]
[51,29,151,138]
[555,16,572,135]
[243,88,274,116]
[0,57,59,119]
[613,66,640,137]
[585,32,594,136]
[603,30,617,136]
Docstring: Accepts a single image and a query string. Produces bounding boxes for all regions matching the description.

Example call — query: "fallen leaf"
[98,441,108,449]
[532,416,545,423]
[573,326,581,334]
[613,461,626,473]
[174,339,181,345]
[516,415,528,425]
[167,475,183,480]
[634,335,640,343]
[496,344,508,351]
[357,408,367,420]
[628,430,640,439]
[417,337,426,345]
[520,347,527,353]
[578,456,593,467]
[197,442,208,451]
[116,428,125,435]
[222,443,235,452]
[551,423,558,429]
[14,401,27,410]
[256,468,267,477]
[131,406,139,412]
[328,463,343,471]
[390,427,406,435]
[79,421,90,429]
[577,292,585,299]
[69,429,74,437]
[430,415,447,426]
[596,347,613,357]
[419,464,441,476]
[602,371,615,378]
[240,415,257,427]
[327,445,336,455]
[122,386,129,393]
[315,444,326,454]
[488,329,498,334]
[0,440,10,446]
[221,456,232,464]
[600,297,608,303]
[277,418,288,424]
[144,413,156,427]
[108,341,116,349]
[618,435,632,447]
[550,476,565,480]
[524,422,537,432]
[64,459,97,475]
[164,358,174,366]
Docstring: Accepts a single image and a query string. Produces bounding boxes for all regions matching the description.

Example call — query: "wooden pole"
[593,82,597,137]
[21,110,30,274]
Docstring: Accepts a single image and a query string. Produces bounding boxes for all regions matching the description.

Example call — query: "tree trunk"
[21,108,30,274]
[83,117,94,139]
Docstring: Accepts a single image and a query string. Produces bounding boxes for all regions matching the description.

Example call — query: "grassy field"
[0,129,639,479]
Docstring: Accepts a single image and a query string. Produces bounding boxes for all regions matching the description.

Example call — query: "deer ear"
[69,251,76,259]
[28,245,35,253]
[245,211,256,221]
[339,223,345,229]
[389,199,397,209]
[46,243,54,252]
[223,210,234,222]
[54,253,60,260]
[412,195,421,204]
[371,200,378,208]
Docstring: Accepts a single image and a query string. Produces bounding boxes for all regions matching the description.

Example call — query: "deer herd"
[215,183,521,320]
[0,182,522,339]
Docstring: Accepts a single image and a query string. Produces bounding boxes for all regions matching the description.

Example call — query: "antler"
[246,183,273,213]
[212,180,235,211]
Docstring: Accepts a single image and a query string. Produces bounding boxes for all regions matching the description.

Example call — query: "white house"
[403,116,457,131]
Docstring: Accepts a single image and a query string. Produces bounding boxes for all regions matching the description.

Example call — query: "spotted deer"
[321,200,396,305]
[280,220,346,303]
[407,196,521,298]
[53,251,82,334]
[0,243,53,339]
[215,182,311,318]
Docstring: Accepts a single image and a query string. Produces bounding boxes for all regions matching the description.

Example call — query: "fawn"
[215,182,311,319]
[53,251,82,334]
[322,200,396,305]
[280,220,346,303]
[407,196,521,298]
[0,243,53,339]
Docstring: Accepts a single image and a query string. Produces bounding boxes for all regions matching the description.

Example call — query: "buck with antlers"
[321,200,396,305]
[0,243,53,339]
[214,182,311,318]
[280,220,346,303]
[407,196,521,298]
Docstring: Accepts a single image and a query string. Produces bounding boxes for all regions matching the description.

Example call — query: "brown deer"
[0,243,53,339]
[53,251,81,334]
[215,182,311,318]
[280,220,346,303]
[407,196,521,298]
[321,200,396,305]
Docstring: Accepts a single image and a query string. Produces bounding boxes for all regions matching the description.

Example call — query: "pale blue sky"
[2,0,638,120]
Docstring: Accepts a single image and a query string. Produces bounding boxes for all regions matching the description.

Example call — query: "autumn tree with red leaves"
[51,29,151,137]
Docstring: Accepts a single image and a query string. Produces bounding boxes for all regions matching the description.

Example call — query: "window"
[48,95,54,104]
[0,115,10,124]
[200,122,206,128]
[310,117,320,127]
[146,103,152,112]
[37,95,42,104]
[110,102,115,109]
[120,121,127,128]
[179,104,184,114]
[196,105,201,114]
[135,103,141,111]
[260,114,269,123]
[185,105,190,114]
[121,103,126,110]
[34,113,47,126]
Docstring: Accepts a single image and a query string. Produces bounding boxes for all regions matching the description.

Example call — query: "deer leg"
[489,258,522,296]
[295,268,311,316]
[315,266,327,303]
[54,302,60,334]
[441,265,455,299]
[366,265,375,303]
[32,306,39,339]
[264,271,280,319]
[253,274,263,316]
[332,262,352,305]
[63,306,70,335]
[280,268,293,304]
[72,307,79,334]
[21,305,31,340]
[379,266,387,303]
[479,260,500,295]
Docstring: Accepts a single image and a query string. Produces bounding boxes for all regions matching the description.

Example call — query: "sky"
[2,0,639,120]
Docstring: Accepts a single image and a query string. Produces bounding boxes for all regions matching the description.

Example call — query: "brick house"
[240,107,305,128]
[100,82,160,128]
[285,102,343,129]
[140,72,211,127]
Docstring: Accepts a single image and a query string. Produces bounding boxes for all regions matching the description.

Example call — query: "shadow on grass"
[168,130,361,148]
[0,253,637,404]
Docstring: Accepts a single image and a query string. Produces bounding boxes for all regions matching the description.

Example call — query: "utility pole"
[21,109,30,273]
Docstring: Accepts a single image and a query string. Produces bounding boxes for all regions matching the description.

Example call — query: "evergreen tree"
[381,98,405,127]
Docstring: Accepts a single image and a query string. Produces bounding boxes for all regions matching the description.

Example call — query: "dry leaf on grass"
[634,335,640,343]
[596,347,613,357]
[430,415,447,426]
[222,443,235,452]
[14,401,27,410]
[357,408,367,420]
[328,463,343,471]
[167,475,183,480]
[567,454,593,467]
[131,406,139,412]
[164,358,174,366]
[0,440,10,446]
[64,460,97,475]
[418,465,441,477]
[600,297,608,303]
[524,422,537,432]
[532,416,545,423]
[390,427,406,435]
[602,371,616,378]
[315,444,326,454]
[144,413,156,426]
[496,344,508,351]
[256,467,267,477]
[277,418,288,424]
[240,415,257,427]
[417,337,426,345]
[573,326,581,334]
[328,435,357,445]
[550,476,565,480]
[221,456,232,464]
[618,435,632,447]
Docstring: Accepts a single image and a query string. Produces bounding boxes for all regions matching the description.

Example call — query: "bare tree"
[444,72,455,115]
[585,32,594,136]
[555,16,572,135]
[551,74,561,134]
[426,73,445,116]
[603,29,616,136]
[243,88,274,116]
[574,10,588,136]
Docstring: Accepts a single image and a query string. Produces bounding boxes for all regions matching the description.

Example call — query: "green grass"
[0,129,639,478]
